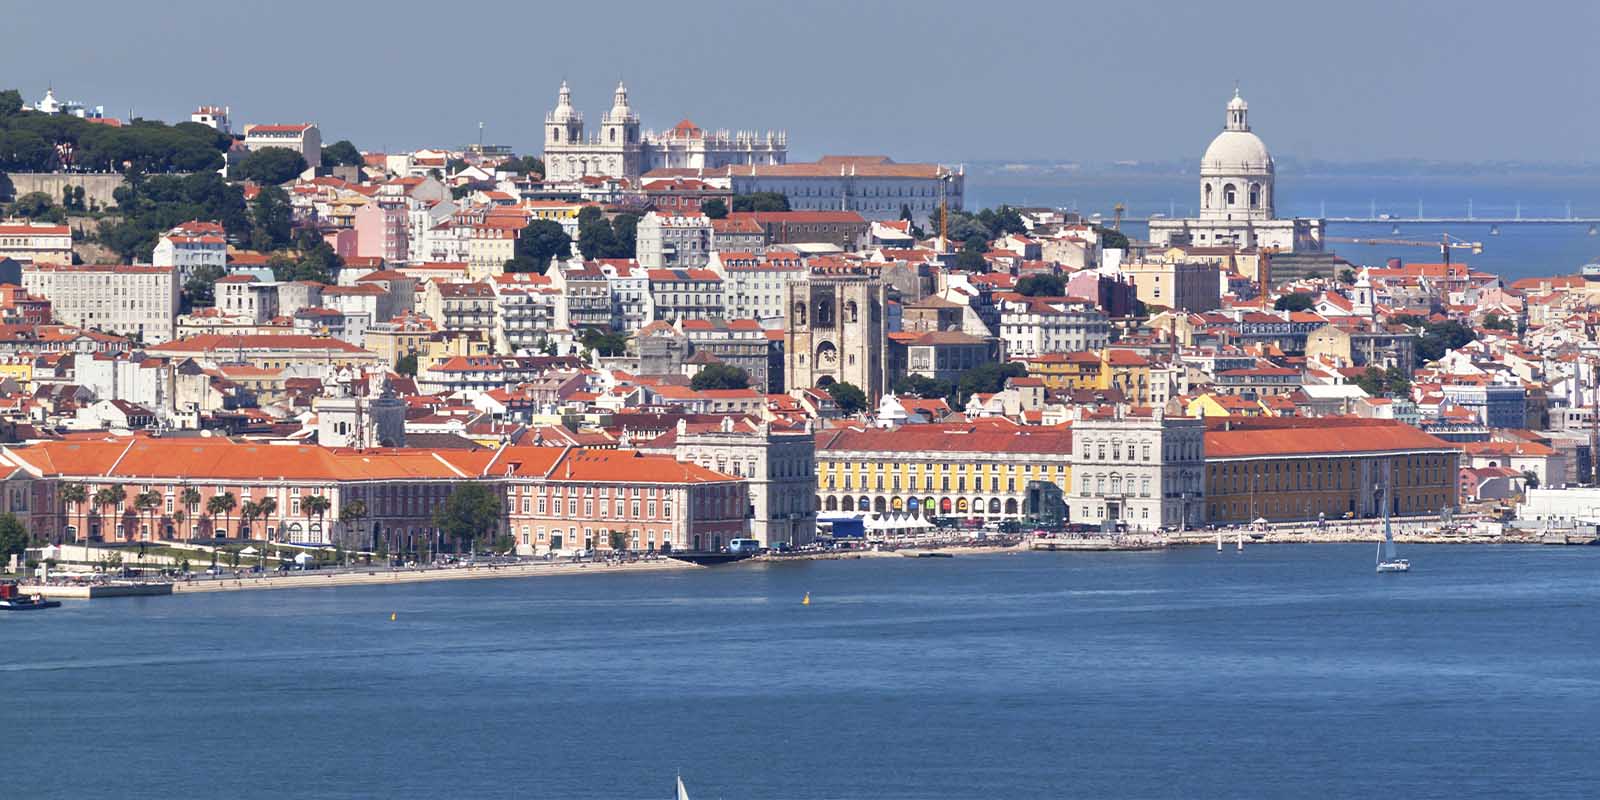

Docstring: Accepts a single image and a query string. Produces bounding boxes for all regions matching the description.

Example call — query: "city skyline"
[8,0,1599,164]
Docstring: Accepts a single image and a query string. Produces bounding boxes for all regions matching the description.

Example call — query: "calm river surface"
[6,545,1599,799]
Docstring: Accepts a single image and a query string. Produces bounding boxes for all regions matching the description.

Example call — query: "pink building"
[324,228,359,260]
[354,201,409,264]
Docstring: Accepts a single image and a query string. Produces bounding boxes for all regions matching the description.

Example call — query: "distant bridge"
[1324,217,1600,225]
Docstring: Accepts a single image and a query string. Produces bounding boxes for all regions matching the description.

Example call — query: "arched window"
[1224,183,1237,206]
[792,301,806,326]
[846,301,859,323]
[1249,182,1261,208]
[815,298,834,327]
[609,128,616,143]
[1203,183,1213,208]
[551,127,560,142]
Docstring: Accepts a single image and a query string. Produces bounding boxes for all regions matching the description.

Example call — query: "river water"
[6,545,1598,799]
[967,173,1600,280]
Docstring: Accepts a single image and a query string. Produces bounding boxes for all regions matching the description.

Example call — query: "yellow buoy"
[390,612,397,621]
[801,592,810,606]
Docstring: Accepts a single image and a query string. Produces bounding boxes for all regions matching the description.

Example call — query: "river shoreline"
[17,532,1570,599]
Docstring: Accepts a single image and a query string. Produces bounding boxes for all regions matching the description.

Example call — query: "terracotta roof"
[1205,419,1457,459]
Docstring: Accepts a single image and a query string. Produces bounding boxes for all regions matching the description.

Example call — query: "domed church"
[1148,90,1324,253]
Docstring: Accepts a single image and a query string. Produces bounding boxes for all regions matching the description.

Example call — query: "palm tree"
[255,497,278,569]
[338,499,369,558]
[255,497,278,542]
[180,488,203,539]
[206,492,236,540]
[134,491,161,542]
[93,484,126,542]
[239,500,260,541]
[304,494,331,536]
[57,484,88,543]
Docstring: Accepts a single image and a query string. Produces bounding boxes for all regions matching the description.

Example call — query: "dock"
[20,582,173,599]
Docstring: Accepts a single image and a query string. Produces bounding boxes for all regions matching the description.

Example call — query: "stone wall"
[7,173,130,209]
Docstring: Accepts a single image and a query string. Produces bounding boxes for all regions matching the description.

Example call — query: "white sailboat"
[676,774,691,800]
[1376,464,1410,573]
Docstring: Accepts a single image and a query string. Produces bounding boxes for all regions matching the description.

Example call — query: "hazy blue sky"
[8,0,1597,164]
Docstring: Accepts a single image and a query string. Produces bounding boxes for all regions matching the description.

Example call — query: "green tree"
[12,191,62,221]
[395,353,418,376]
[505,219,571,273]
[955,362,1028,406]
[432,482,502,554]
[303,494,331,535]
[0,170,13,203]
[0,89,22,117]
[1339,268,1358,284]
[1483,313,1514,332]
[1415,320,1477,363]
[337,498,370,550]
[1015,273,1066,297]
[93,484,127,542]
[206,492,236,539]
[255,497,278,543]
[892,375,954,401]
[731,192,790,212]
[180,488,202,539]
[700,198,728,219]
[235,147,308,184]
[1096,227,1130,250]
[975,205,1027,237]
[691,363,750,390]
[825,381,868,415]
[134,490,162,541]
[953,237,988,271]
[1522,470,1540,490]
[503,155,544,176]
[1273,292,1316,312]
[58,484,88,543]
[580,328,630,357]
[0,512,27,565]
[608,530,629,553]
[183,264,229,309]
[320,140,363,167]
[249,185,294,252]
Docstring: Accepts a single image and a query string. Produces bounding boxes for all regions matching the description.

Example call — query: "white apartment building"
[636,212,712,269]
[597,259,653,332]
[0,219,73,265]
[151,221,228,283]
[22,263,179,344]
[490,273,559,354]
[215,275,280,324]
[242,123,322,170]
[1068,408,1206,532]
[711,251,806,324]
[997,296,1111,359]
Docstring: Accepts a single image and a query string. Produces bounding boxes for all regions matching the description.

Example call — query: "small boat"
[665,550,754,566]
[1375,470,1410,574]
[901,551,953,558]
[676,774,692,800]
[0,582,61,611]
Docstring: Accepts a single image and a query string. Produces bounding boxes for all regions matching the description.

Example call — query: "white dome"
[1201,130,1272,175]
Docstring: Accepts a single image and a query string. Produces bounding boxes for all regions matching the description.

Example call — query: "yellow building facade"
[814,423,1072,520]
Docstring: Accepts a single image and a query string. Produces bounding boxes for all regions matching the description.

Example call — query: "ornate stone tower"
[544,81,585,180]
[785,268,888,403]
[600,81,643,177]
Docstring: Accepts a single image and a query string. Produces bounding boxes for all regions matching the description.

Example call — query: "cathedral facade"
[542,81,785,183]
